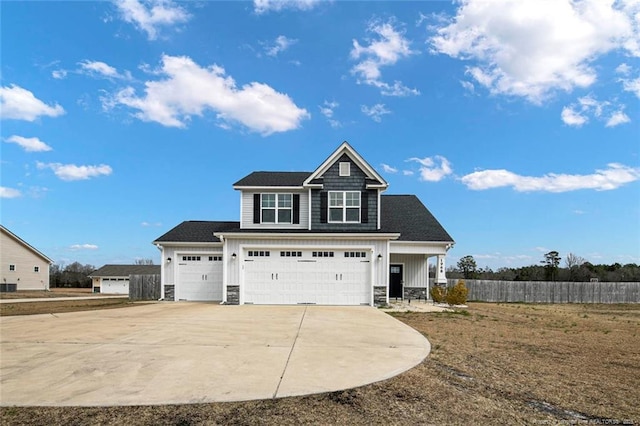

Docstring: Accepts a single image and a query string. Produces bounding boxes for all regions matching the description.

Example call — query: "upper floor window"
[262,193,292,224]
[34,266,40,272]
[329,191,360,223]
[9,264,15,271]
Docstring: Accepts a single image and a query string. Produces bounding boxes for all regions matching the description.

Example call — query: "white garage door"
[176,255,223,301]
[243,249,371,305]
[101,278,129,294]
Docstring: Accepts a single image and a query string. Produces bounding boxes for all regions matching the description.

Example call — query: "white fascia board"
[390,241,450,255]
[153,242,223,247]
[233,186,304,191]
[215,232,401,241]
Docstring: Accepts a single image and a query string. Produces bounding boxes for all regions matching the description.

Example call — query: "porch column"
[435,254,447,285]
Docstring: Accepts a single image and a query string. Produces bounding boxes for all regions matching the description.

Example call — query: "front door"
[389,264,403,299]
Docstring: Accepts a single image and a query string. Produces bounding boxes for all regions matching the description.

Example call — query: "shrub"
[430,285,446,303]
[446,280,469,306]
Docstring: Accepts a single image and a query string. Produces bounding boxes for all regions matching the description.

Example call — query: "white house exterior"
[1,225,53,291]
[89,264,161,294]
[154,142,454,306]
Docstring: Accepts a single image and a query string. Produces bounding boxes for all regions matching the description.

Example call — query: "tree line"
[449,252,640,282]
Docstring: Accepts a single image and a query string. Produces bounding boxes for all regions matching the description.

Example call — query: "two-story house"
[153,142,454,306]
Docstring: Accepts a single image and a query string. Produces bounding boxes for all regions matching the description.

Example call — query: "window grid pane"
[262,194,275,208]
[329,192,343,207]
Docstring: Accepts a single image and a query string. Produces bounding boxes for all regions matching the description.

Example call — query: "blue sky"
[1,0,639,270]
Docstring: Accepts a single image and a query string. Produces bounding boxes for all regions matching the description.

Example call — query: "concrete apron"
[0,303,430,406]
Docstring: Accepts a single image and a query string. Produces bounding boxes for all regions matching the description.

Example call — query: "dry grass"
[1,303,639,425]
[0,288,99,299]
[0,298,138,316]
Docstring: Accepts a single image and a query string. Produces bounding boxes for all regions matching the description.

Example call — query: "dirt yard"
[1,303,638,425]
[0,288,100,299]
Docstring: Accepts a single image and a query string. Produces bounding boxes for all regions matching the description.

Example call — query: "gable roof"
[233,172,311,188]
[153,197,453,244]
[303,141,388,188]
[153,221,240,243]
[0,225,54,264]
[89,264,160,278]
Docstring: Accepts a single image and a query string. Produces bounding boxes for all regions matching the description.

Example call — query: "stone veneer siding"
[373,286,387,307]
[226,285,240,305]
[404,287,428,301]
[164,285,175,301]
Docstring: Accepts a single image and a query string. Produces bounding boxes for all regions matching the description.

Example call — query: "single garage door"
[176,254,223,301]
[101,278,129,294]
[243,249,371,305]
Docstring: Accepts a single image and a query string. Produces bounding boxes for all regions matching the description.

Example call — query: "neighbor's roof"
[89,264,161,277]
[233,172,312,187]
[153,196,453,243]
[0,224,54,264]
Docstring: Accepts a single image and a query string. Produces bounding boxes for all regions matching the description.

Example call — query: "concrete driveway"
[0,303,430,406]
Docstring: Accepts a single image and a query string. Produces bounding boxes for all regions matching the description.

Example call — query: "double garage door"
[243,249,371,305]
[176,255,223,301]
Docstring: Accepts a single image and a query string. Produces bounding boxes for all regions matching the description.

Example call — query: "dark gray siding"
[311,154,378,231]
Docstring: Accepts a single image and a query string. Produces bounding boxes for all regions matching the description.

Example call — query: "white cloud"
[254,0,323,14]
[381,164,398,174]
[402,170,414,176]
[52,70,68,79]
[103,55,309,135]
[141,221,162,227]
[0,84,65,121]
[37,162,113,181]
[606,110,631,127]
[114,0,190,40]
[460,163,640,192]
[5,135,53,152]
[407,155,453,182]
[621,76,640,98]
[0,187,21,198]
[265,35,297,57]
[430,0,639,103]
[616,63,632,75]
[319,100,340,127]
[562,96,631,127]
[70,244,98,251]
[78,60,131,80]
[361,103,390,122]
[351,20,419,96]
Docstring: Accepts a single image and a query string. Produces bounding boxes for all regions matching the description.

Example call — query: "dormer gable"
[303,141,388,190]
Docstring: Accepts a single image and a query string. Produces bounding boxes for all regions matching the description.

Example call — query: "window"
[182,256,201,261]
[329,191,360,223]
[248,251,270,257]
[9,264,15,271]
[261,193,292,224]
[312,251,334,258]
[280,251,302,257]
[208,256,223,261]
[339,162,351,176]
[344,251,367,258]
[34,266,40,272]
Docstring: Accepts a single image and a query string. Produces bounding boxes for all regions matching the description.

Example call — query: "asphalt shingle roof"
[233,172,312,187]
[154,196,453,244]
[90,264,161,277]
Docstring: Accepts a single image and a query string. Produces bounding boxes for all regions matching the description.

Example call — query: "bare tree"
[134,258,154,265]
[565,253,586,269]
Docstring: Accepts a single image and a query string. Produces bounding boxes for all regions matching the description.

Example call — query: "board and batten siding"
[224,237,389,290]
[240,191,309,230]
[389,254,430,288]
[0,230,50,290]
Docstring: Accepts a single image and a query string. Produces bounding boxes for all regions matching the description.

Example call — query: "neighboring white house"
[1,225,53,291]
[154,142,455,306]
[89,264,161,294]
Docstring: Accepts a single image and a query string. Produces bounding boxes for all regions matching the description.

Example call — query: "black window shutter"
[320,192,328,223]
[361,191,369,223]
[253,194,261,224]
[293,194,300,224]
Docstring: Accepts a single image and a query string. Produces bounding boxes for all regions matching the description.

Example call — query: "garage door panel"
[177,255,223,301]
[243,250,370,305]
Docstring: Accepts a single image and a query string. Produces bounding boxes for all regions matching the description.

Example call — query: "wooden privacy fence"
[129,274,161,301]
[446,279,640,303]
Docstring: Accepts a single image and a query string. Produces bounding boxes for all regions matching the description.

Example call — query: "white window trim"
[261,193,293,224]
[328,191,361,223]
[339,162,351,177]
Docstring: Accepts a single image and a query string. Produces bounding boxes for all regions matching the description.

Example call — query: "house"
[0,225,53,291]
[153,142,454,306]
[89,264,161,294]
